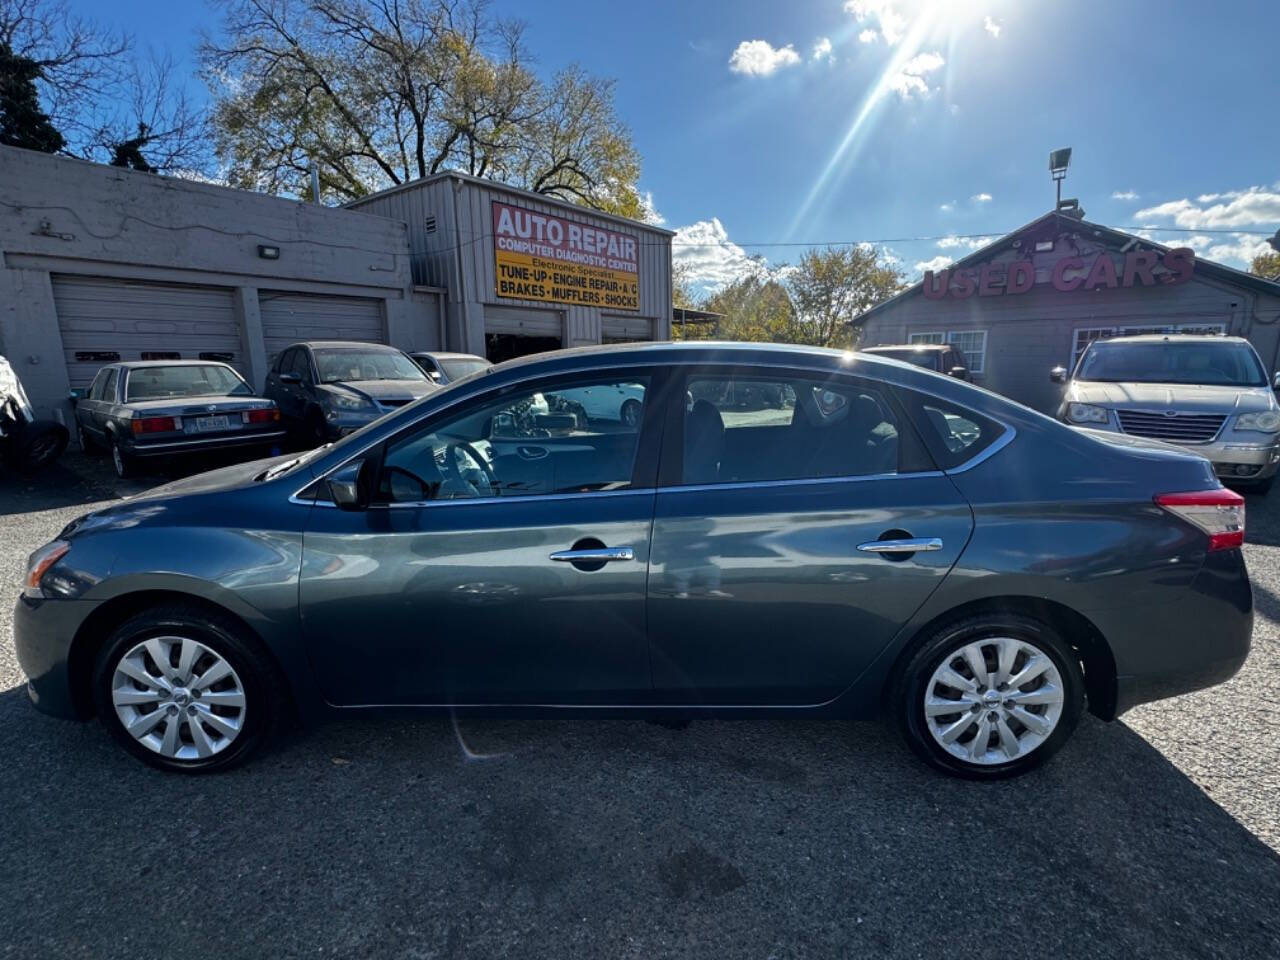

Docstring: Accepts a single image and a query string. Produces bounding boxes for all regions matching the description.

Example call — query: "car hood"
[326,379,437,403]
[128,452,295,501]
[1068,380,1275,413]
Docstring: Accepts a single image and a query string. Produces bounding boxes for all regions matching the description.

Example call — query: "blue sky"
[70,0,1280,294]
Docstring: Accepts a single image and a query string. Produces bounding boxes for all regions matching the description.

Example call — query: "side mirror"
[68,388,86,404]
[279,372,302,385]
[948,366,969,379]
[1272,372,1280,392]
[1050,366,1068,384]
[327,458,374,511]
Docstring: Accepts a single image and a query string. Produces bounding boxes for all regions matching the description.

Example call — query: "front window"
[1077,340,1265,387]
[315,348,427,384]
[376,375,650,503]
[124,365,249,401]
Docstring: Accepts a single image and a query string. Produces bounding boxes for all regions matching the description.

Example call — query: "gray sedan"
[17,342,1251,779]
[71,361,286,478]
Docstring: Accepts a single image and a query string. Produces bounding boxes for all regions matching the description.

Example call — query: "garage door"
[602,315,653,342]
[52,276,241,388]
[259,292,385,361]
[484,305,563,339]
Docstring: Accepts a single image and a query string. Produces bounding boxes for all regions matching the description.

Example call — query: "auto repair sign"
[492,201,640,311]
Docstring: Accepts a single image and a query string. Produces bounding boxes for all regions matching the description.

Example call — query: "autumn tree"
[788,245,904,349]
[1252,250,1280,279]
[202,0,643,213]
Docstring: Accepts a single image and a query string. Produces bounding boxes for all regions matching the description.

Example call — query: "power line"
[669,226,1277,248]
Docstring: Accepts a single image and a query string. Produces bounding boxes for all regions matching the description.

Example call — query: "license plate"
[193,415,231,432]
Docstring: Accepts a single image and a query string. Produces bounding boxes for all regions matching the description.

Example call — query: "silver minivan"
[1052,334,1280,493]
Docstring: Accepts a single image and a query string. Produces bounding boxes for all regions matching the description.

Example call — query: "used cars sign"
[923,247,1195,300]
[492,200,640,311]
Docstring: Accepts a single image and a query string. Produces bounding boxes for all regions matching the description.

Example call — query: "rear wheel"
[93,605,280,773]
[110,435,136,479]
[6,421,68,473]
[892,613,1084,779]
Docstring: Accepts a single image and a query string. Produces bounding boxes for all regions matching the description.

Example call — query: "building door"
[258,292,386,362]
[483,305,563,362]
[602,315,653,343]
[52,276,240,388]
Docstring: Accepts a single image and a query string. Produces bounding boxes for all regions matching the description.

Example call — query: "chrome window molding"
[942,423,1016,474]
[295,486,658,510]
[659,470,944,496]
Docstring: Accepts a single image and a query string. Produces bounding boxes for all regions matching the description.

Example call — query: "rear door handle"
[550,547,634,563]
[856,537,943,554]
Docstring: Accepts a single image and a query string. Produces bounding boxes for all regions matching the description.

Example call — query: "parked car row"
[66,343,493,479]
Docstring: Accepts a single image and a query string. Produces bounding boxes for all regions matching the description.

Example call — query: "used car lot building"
[0,146,672,428]
[857,210,1280,413]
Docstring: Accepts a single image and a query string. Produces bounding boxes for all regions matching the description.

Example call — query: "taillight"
[1155,489,1245,551]
[131,416,179,434]
[243,408,280,424]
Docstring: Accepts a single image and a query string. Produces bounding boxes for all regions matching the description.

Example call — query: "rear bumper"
[1104,548,1252,717]
[12,595,101,720]
[125,429,287,458]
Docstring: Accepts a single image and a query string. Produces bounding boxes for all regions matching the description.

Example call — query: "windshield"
[1077,340,1266,387]
[867,349,940,370]
[124,365,251,401]
[316,349,427,384]
[439,357,491,380]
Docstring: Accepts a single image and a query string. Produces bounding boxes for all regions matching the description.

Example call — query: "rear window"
[124,365,250,401]
[868,349,941,371]
[897,389,1004,469]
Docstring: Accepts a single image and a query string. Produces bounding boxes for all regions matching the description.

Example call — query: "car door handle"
[856,537,944,554]
[549,547,634,563]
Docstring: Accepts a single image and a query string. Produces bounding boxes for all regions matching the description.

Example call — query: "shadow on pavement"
[0,686,1276,959]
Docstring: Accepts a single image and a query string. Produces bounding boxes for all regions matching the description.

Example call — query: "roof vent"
[424,215,437,233]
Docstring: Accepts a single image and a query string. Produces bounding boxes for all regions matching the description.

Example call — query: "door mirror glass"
[1272,371,1280,391]
[1050,365,1068,384]
[328,458,373,511]
[279,372,302,385]
[68,388,86,403]
[948,366,968,379]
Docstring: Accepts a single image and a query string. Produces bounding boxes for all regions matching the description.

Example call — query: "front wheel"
[892,613,1084,779]
[93,605,281,773]
[6,420,69,473]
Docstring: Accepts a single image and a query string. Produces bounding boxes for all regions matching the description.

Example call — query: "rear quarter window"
[896,388,1004,469]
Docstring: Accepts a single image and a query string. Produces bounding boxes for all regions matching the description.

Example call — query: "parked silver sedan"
[1052,335,1280,493]
[71,361,286,478]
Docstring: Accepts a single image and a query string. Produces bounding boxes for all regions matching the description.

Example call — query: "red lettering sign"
[921,248,1195,300]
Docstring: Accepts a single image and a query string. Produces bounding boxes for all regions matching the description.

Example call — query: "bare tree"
[202,0,643,213]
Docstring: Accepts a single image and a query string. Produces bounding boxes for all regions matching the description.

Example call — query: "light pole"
[1049,148,1072,208]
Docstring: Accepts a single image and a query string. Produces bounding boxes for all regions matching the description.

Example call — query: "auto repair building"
[857,210,1280,413]
[0,145,672,422]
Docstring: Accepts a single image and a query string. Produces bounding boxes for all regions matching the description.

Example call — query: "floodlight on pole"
[1049,147,1072,207]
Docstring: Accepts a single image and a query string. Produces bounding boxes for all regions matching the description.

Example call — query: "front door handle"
[550,547,634,563]
[856,537,943,554]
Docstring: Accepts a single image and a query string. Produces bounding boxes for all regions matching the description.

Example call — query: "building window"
[946,330,987,374]
[909,332,946,345]
[1070,322,1227,371]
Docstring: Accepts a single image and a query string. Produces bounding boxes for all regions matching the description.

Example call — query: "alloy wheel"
[110,635,248,761]
[923,636,1065,765]
[26,434,59,466]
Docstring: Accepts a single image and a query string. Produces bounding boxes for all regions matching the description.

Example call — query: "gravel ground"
[1,454,1278,959]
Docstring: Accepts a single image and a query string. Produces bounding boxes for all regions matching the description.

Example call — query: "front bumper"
[1205,440,1280,481]
[12,595,102,720]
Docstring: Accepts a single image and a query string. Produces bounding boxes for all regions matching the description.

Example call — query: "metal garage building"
[346,173,673,362]
[0,147,673,429]
[857,210,1280,413]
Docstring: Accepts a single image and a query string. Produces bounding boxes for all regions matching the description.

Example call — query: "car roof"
[409,351,489,361]
[111,359,236,369]
[292,340,403,350]
[862,344,951,352]
[1097,334,1247,345]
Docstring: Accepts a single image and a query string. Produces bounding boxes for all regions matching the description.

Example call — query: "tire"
[306,408,329,448]
[6,420,68,473]
[110,434,137,479]
[78,423,103,455]
[891,613,1085,780]
[620,398,642,428]
[92,604,282,773]
[1242,476,1273,496]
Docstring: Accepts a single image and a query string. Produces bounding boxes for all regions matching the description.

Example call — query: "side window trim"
[104,368,120,404]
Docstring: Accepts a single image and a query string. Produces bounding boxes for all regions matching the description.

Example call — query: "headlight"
[1066,402,1109,425]
[23,540,70,599]
[328,392,374,412]
[1235,411,1280,433]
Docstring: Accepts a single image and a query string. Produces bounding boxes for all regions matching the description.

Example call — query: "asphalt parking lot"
[1,455,1278,959]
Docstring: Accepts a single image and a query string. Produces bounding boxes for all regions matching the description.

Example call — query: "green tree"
[695,275,797,342]
[0,39,64,152]
[788,245,904,349]
[203,0,643,213]
[1252,251,1280,279]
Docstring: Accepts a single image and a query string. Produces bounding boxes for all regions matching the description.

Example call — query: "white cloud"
[1111,190,1140,201]
[639,190,664,226]
[889,51,945,99]
[939,201,955,213]
[672,218,770,293]
[845,0,906,45]
[937,235,987,250]
[1125,229,1271,270]
[729,39,802,76]
[971,192,992,203]
[858,28,878,43]
[1136,186,1280,229]
[983,16,1001,38]
[811,37,834,62]
[914,255,953,275]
